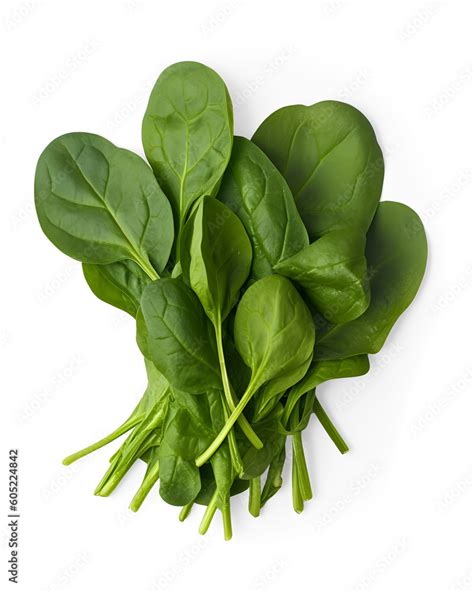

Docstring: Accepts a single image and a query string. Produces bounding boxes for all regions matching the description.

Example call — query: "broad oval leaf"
[83,260,151,317]
[181,196,252,324]
[142,61,233,230]
[275,229,370,324]
[252,101,384,240]
[139,278,221,392]
[234,274,315,392]
[35,132,174,279]
[316,201,427,359]
[218,136,309,280]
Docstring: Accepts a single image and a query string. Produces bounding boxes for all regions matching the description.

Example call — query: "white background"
[1,0,472,591]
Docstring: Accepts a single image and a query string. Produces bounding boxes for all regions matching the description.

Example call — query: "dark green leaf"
[316,201,427,359]
[195,275,315,467]
[83,260,151,317]
[218,136,309,280]
[142,61,233,234]
[252,101,384,240]
[275,229,370,324]
[35,132,174,279]
[158,399,202,506]
[235,274,315,394]
[181,196,252,324]
[139,278,221,392]
[159,389,231,507]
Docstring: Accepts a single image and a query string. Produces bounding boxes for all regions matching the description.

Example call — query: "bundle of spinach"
[34,61,427,539]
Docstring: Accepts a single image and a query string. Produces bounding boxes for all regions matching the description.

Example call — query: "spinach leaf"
[181,196,261,451]
[234,275,315,394]
[142,61,233,250]
[196,274,315,466]
[139,278,221,393]
[83,260,151,317]
[159,388,234,540]
[35,132,174,279]
[158,393,204,506]
[275,229,370,324]
[218,136,309,280]
[316,201,428,359]
[181,196,252,325]
[252,101,384,240]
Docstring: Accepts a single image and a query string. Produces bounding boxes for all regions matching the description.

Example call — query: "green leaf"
[35,132,174,279]
[275,229,370,324]
[181,196,262,454]
[234,275,315,393]
[142,61,233,236]
[139,278,221,393]
[195,275,315,467]
[181,196,252,324]
[316,201,427,359]
[252,101,384,240]
[218,136,309,280]
[159,389,232,508]
[83,260,151,317]
[158,397,202,506]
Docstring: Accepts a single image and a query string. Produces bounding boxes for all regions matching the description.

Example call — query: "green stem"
[95,432,155,497]
[129,458,160,512]
[95,410,160,497]
[248,477,261,517]
[62,414,142,465]
[214,323,263,450]
[292,432,312,501]
[108,447,122,464]
[195,380,257,467]
[179,502,194,522]
[219,394,243,475]
[314,395,349,454]
[261,444,285,506]
[221,501,232,541]
[291,455,304,514]
[199,489,219,535]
